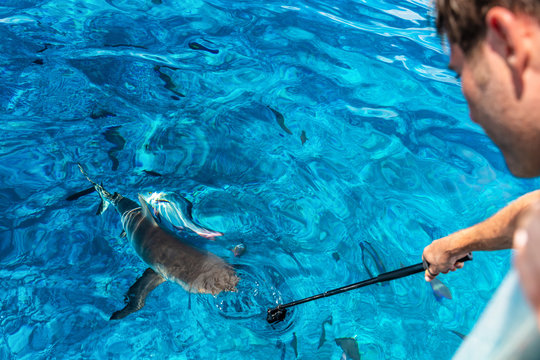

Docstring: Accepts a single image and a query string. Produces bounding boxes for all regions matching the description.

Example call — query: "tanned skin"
[423,190,540,280]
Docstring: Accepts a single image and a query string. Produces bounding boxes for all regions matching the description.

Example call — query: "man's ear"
[485,6,531,76]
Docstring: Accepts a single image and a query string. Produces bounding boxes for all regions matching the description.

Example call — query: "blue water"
[2,0,540,359]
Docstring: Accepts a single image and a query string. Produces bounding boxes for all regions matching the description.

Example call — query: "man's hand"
[421,190,540,282]
[422,236,465,282]
[513,201,540,328]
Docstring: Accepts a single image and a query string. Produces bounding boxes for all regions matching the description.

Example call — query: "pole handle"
[422,253,473,273]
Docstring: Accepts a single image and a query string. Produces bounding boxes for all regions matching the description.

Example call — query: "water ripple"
[1,0,540,359]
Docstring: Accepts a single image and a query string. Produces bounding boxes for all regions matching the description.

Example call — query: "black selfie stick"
[266,253,473,324]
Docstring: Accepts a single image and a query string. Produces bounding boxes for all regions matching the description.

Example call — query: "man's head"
[436,1,540,56]
[435,1,540,177]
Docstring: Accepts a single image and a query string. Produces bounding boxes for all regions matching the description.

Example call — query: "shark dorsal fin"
[178,195,194,219]
[138,194,158,225]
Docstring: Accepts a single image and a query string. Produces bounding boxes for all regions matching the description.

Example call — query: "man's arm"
[422,190,540,281]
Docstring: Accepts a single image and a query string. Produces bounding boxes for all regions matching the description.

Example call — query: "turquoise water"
[2,0,540,359]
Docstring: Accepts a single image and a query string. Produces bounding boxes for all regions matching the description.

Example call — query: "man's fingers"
[425,266,439,281]
[424,262,465,280]
[425,270,435,282]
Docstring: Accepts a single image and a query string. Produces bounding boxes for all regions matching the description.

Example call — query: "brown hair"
[435,0,540,54]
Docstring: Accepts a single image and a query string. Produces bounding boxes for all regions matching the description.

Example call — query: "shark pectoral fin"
[138,194,158,225]
[110,268,165,320]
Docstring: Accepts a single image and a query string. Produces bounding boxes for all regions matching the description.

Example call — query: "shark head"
[188,258,240,295]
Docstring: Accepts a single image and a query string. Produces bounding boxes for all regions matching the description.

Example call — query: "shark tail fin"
[95,189,110,215]
[77,163,116,214]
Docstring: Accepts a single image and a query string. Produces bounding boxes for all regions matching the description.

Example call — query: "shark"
[75,164,239,320]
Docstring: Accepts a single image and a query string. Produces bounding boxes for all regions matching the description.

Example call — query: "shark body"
[76,165,239,320]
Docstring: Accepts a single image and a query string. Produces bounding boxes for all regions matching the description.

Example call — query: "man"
[422,0,540,326]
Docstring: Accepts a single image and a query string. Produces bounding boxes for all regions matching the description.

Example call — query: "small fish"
[152,0,162,4]
[33,59,44,65]
[291,332,298,358]
[335,338,361,360]
[37,44,50,53]
[143,169,162,177]
[268,107,292,135]
[188,42,219,54]
[359,241,386,278]
[106,151,119,171]
[430,278,452,301]
[66,186,95,201]
[231,244,246,257]
[450,330,466,340]
[282,248,307,272]
[154,65,186,98]
[318,315,333,349]
[91,109,116,119]
[105,44,148,50]
[277,340,286,360]
[300,130,308,145]
[332,252,340,262]
[103,126,125,148]
[102,126,126,171]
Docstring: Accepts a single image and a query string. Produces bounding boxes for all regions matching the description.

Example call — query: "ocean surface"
[1,0,539,359]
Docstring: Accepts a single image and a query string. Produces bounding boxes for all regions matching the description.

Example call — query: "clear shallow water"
[1,0,539,359]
